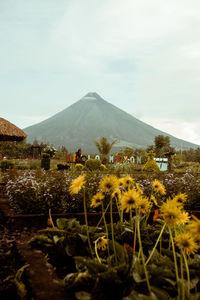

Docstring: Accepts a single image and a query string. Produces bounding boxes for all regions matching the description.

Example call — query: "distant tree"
[146,145,154,152]
[115,147,134,158]
[154,135,170,155]
[182,147,200,163]
[94,137,117,164]
[135,148,148,164]
[59,146,68,153]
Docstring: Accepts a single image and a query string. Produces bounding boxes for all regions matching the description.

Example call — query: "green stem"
[137,247,141,263]
[94,200,111,232]
[102,203,111,265]
[160,236,162,254]
[83,189,93,257]
[130,209,133,227]
[182,251,190,298]
[180,253,185,300]
[133,220,137,255]
[121,209,124,223]
[110,195,117,264]
[115,195,122,221]
[145,223,166,266]
[168,226,180,299]
[94,242,101,263]
[136,217,151,295]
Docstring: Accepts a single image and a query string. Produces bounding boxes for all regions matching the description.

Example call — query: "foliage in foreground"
[29,174,200,299]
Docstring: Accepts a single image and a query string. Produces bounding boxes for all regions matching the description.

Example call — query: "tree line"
[0,135,200,163]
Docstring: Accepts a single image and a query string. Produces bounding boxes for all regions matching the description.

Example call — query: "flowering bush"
[85,158,101,171]
[28,173,200,299]
[4,169,200,214]
[5,170,103,214]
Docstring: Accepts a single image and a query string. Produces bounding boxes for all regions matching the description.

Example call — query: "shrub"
[100,164,107,171]
[75,163,84,171]
[0,160,14,172]
[29,160,41,170]
[142,159,160,172]
[41,153,50,170]
[5,170,103,214]
[85,159,101,171]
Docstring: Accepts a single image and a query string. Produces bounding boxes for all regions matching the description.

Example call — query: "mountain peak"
[81,92,103,101]
[24,93,199,152]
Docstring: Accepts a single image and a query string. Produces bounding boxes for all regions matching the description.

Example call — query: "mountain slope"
[24,92,199,152]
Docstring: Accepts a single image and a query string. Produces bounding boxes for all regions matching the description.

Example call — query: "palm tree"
[94,137,117,164]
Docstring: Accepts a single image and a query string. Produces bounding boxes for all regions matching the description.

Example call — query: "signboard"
[154,158,168,171]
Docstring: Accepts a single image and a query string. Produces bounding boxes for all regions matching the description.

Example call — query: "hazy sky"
[1,0,200,146]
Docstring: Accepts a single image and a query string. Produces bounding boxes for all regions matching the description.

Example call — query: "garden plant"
[27,173,200,300]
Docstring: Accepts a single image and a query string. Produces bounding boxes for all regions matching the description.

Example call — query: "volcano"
[24,92,198,153]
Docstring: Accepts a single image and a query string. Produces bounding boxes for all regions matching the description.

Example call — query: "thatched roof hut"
[0,118,27,141]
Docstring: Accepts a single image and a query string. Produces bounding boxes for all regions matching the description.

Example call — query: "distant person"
[75,148,82,163]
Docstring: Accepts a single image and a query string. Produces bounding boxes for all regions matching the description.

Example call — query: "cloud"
[140,117,200,145]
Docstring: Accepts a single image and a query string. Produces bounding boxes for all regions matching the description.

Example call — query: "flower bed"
[27,174,200,299]
[3,169,200,215]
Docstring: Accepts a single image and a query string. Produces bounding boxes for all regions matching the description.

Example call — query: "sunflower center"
[106,183,112,189]
[169,213,175,219]
[182,240,190,248]
[128,198,135,204]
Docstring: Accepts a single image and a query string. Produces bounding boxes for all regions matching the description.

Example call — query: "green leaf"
[65,234,85,256]
[132,271,144,283]
[75,291,92,300]
[53,235,61,244]
[109,240,128,264]
[123,290,158,300]
[56,218,79,230]
[98,268,119,282]
[151,286,170,300]
[63,272,78,287]
[29,234,53,247]
[74,256,108,274]
[78,233,88,244]
[189,277,199,290]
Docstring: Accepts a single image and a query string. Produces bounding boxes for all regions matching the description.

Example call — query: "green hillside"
[24,92,199,153]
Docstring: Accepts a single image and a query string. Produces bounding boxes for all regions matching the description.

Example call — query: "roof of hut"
[0,117,27,141]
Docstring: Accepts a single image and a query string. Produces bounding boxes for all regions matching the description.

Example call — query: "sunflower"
[69,174,86,195]
[175,231,199,255]
[95,236,108,250]
[135,184,143,194]
[188,215,200,241]
[135,196,151,215]
[178,211,190,224]
[152,179,166,195]
[122,175,135,189]
[111,188,121,200]
[172,193,187,206]
[160,199,185,226]
[150,195,158,206]
[120,189,141,212]
[91,192,104,208]
[118,178,125,188]
[99,175,118,193]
